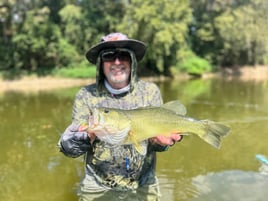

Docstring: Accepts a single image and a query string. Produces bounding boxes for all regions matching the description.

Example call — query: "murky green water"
[1,78,268,201]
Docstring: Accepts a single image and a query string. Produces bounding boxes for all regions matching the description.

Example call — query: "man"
[58,33,182,200]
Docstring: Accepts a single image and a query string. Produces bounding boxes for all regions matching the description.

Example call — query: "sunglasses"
[101,50,131,62]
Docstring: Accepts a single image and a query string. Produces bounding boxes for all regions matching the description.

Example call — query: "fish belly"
[125,108,204,142]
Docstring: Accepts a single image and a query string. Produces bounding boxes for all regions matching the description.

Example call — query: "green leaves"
[179,55,212,76]
[117,0,192,73]
[0,0,268,77]
[190,0,268,66]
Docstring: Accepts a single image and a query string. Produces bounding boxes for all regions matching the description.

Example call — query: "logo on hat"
[101,33,128,42]
[86,33,146,64]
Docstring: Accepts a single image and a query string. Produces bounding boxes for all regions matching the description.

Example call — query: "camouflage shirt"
[72,80,167,192]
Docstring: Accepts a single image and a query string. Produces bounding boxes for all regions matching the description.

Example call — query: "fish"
[86,100,230,153]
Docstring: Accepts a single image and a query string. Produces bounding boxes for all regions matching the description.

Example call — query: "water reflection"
[190,170,268,201]
[0,79,268,201]
[156,79,268,201]
[0,90,81,201]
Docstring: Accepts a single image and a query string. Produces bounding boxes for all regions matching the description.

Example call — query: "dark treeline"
[0,0,267,77]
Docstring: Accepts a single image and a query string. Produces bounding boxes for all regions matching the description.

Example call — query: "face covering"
[104,80,130,95]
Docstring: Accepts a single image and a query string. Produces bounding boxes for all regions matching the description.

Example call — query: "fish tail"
[200,120,230,149]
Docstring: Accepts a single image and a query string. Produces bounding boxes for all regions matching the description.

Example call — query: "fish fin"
[162,100,187,116]
[201,120,230,149]
[134,142,147,155]
[128,131,147,155]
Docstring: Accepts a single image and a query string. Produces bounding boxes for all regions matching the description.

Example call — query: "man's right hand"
[78,125,96,144]
[58,123,92,157]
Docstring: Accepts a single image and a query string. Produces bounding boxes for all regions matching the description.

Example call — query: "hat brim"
[86,39,146,64]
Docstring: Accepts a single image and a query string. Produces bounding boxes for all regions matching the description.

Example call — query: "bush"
[53,62,96,78]
[178,56,212,76]
[56,39,81,67]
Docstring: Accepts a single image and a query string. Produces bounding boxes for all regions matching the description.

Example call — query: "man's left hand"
[150,133,183,146]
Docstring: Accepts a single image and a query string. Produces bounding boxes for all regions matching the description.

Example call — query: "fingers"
[88,133,96,144]
[78,125,96,144]
[177,135,183,142]
[170,133,183,143]
[78,125,89,131]
[155,135,174,146]
[150,134,183,146]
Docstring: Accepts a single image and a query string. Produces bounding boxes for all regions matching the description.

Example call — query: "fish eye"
[104,109,109,113]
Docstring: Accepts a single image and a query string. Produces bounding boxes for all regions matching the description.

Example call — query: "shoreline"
[0,66,267,93]
[0,76,95,93]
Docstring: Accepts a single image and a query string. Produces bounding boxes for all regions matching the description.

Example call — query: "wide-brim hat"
[86,33,146,64]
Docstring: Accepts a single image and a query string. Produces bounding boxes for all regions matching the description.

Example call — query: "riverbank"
[0,76,94,93]
[205,65,268,81]
[0,66,267,93]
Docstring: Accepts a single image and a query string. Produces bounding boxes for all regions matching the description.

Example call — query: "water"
[0,78,268,201]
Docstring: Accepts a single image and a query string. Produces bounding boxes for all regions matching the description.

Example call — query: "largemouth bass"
[87,100,230,152]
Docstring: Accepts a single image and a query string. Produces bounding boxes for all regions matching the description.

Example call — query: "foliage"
[57,38,81,66]
[52,63,96,79]
[0,0,268,78]
[59,4,85,54]
[79,0,128,49]
[214,0,268,65]
[117,0,192,75]
[189,0,268,66]
[179,55,212,76]
[12,7,63,70]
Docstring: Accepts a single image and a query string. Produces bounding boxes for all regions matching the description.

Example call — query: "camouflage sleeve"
[144,82,163,107]
[149,138,169,152]
[153,85,163,106]
[148,143,169,152]
[58,87,93,158]
[72,87,91,125]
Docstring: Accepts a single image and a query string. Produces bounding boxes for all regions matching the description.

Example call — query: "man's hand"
[59,123,92,157]
[78,125,96,144]
[150,133,183,146]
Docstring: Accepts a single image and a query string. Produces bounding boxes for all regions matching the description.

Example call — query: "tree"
[117,0,192,75]
[59,4,84,53]
[189,0,268,67]
[215,0,268,65]
[79,0,127,50]
[1,0,267,77]
[0,1,17,69]
[12,7,60,71]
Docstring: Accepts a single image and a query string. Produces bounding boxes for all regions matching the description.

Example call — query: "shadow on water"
[0,78,268,201]
[189,169,268,201]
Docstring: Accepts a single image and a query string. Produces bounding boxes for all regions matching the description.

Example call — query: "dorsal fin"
[161,100,187,115]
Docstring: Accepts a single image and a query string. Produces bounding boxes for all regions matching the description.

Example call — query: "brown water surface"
[0,78,267,201]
